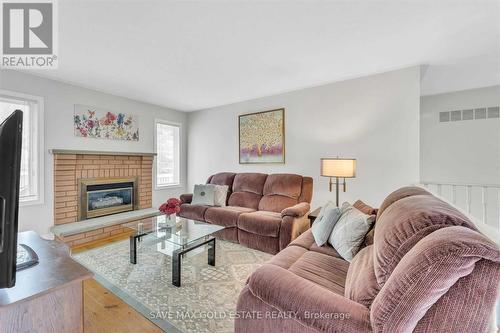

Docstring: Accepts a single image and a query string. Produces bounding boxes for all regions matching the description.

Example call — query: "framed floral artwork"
[239,108,285,164]
[74,104,139,141]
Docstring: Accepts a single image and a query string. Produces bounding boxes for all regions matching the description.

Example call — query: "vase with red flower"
[159,198,181,224]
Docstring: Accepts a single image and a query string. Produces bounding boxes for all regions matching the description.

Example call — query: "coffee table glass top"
[124,214,224,247]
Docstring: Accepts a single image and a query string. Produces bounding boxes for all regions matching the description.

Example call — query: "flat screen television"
[0,110,23,288]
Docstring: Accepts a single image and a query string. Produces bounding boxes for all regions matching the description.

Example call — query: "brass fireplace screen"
[78,177,139,220]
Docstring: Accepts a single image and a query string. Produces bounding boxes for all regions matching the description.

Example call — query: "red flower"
[159,198,181,215]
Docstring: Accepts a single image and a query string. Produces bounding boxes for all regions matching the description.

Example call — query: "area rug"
[72,237,272,333]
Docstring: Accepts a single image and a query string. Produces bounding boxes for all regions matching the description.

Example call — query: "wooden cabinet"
[0,231,93,333]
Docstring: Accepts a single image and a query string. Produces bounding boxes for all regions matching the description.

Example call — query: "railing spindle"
[498,189,500,229]
[452,185,457,204]
[466,185,472,214]
[481,187,487,225]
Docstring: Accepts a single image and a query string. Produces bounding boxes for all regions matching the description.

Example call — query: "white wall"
[0,70,188,236]
[187,67,421,209]
[420,86,500,184]
[420,86,500,235]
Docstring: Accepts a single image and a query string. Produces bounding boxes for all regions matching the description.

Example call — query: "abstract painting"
[74,104,139,141]
[239,108,285,164]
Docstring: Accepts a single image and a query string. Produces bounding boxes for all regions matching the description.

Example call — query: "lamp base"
[329,177,347,207]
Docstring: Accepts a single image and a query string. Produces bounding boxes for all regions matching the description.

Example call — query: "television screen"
[0,110,23,288]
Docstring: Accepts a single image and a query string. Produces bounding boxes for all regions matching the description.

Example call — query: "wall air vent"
[475,108,486,119]
[462,109,474,120]
[488,106,500,118]
[439,111,450,122]
[450,110,462,121]
[439,105,499,123]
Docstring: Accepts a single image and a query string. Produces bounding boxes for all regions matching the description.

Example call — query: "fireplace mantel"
[50,149,156,157]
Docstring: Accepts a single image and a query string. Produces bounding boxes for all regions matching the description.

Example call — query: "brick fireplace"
[52,150,154,225]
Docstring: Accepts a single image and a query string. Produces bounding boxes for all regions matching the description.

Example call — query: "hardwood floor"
[83,279,164,333]
[74,234,165,333]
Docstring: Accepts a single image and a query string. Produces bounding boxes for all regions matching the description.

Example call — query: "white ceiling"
[30,0,500,111]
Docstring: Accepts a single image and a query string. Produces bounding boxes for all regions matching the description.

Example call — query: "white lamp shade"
[321,158,356,178]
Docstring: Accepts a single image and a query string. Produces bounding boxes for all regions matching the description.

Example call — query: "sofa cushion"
[373,194,477,286]
[310,242,343,258]
[238,211,282,237]
[290,229,342,258]
[267,245,308,269]
[344,245,379,308]
[178,203,209,221]
[263,174,303,198]
[227,173,267,209]
[288,251,349,296]
[259,195,298,214]
[205,206,255,227]
[289,228,316,249]
[371,226,500,333]
[298,176,313,203]
[377,186,431,219]
[245,264,372,333]
[207,172,236,187]
[259,174,303,212]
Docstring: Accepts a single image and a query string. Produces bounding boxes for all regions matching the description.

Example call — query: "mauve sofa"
[235,186,500,332]
[179,172,313,254]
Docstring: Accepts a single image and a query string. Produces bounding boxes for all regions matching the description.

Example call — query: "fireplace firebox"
[79,177,139,220]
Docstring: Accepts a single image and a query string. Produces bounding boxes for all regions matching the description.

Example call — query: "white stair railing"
[420,182,500,243]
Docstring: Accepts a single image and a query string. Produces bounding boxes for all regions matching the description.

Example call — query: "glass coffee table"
[124,214,224,287]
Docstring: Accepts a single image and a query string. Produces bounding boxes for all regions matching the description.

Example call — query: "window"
[155,120,180,188]
[0,90,44,204]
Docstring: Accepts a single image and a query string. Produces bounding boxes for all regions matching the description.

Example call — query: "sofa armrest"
[279,215,310,250]
[180,193,193,204]
[281,202,310,218]
[246,264,371,332]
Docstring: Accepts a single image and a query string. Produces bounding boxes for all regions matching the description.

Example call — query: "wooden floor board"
[76,235,165,333]
[83,278,164,333]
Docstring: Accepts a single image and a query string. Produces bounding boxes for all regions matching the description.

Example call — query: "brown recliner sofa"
[179,172,313,254]
[235,186,500,332]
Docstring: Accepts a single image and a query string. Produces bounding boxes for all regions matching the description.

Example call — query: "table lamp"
[320,158,356,206]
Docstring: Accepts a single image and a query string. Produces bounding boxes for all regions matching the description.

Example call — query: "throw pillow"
[353,199,378,247]
[311,203,342,246]
[328,202,376,262]
[192,184,216,206]
[213,185,229,207]
[314,201,336,222]
[353,199,377,215]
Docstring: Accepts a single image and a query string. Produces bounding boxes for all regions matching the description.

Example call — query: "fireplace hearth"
[79,177,139,220]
